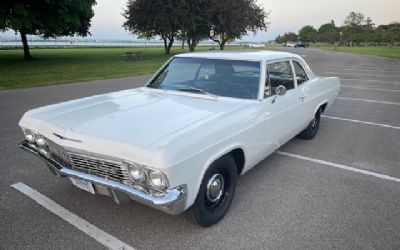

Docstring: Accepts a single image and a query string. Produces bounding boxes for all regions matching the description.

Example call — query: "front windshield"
[147,57,261,99]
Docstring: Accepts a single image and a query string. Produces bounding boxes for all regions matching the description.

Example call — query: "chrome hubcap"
[206,174,225,203]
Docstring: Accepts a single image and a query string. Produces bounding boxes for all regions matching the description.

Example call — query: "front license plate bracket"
[69,177,95,194]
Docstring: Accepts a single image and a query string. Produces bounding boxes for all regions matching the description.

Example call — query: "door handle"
[299,95,305,101]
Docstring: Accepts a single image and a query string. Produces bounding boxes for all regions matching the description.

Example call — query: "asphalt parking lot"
[1,48,399,250]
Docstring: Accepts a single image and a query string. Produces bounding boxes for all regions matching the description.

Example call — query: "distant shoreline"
[0,41,223,48]
[0,39,269,48]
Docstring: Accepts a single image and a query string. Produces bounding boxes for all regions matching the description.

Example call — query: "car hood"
[21,88,246,148]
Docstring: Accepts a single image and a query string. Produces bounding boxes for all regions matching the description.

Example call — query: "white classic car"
[19,51,340,226]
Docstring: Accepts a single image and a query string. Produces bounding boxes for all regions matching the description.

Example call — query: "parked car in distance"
[19,51,340,227]
[285,42,296,47]
[295,41,309,48]
[247,43,266,48]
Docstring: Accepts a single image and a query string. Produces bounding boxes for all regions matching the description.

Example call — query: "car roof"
[174,50,302,61]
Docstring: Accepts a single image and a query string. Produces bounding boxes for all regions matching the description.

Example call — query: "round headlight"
[148,170,167,189]
[127,163,146,182]
[35,134,47,146]
[25,130,35,143]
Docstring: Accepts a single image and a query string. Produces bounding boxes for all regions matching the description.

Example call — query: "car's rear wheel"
[190,154,237,227]
[298,109,321,140]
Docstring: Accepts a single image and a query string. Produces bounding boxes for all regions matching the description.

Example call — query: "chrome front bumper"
[19,141,187,215]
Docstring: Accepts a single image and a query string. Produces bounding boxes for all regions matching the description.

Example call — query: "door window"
[267,61,294,95]
[292,61,308,85]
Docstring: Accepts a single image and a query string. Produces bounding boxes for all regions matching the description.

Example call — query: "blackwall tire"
[190,154,238,227]
[298,109,321,140]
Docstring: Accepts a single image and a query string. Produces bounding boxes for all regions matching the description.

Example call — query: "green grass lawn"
[314,45,400,59]
[0,47,172,89]
[0,45,274,89]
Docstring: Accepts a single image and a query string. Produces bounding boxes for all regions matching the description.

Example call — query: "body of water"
[0,40,243,48]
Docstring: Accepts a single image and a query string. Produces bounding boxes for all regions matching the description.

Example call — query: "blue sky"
[2,0,399,41]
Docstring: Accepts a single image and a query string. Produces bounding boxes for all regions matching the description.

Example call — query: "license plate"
[69,177,95,194]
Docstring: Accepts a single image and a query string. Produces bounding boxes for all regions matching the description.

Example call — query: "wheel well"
[319,103,328,113]
[229,148,245,175]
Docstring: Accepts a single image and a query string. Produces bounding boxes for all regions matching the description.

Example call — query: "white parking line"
[11,182,135,250]
[338,97,400,106]
[326,72,400,78]
[332,65,400,70]
[330,68,400,74]
[322,115,400,130]
[340,78,400,84]
[341,85,400,92]
[277,151,400,183]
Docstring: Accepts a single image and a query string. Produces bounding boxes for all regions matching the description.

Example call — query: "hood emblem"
[53,133,82,143]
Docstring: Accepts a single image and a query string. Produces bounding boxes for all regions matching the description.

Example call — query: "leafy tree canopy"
[318,20,338,34]
[344,11,365,26]
[282,32,297,42]
[179,0,211,52]
[298,25,317,42]
[276,12,400,46]
[209,0,269,50]
[0,0,96,59]
[122,0,269,52]
[123,0,181,54]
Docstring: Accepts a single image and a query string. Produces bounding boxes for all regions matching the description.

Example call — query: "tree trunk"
[187,38,197,52]
[162,36,169,54]
[219,39,227,50]
[181,39,184,49]
[166,37,174,54]
[209,36,222,50]
[20,29,32,60]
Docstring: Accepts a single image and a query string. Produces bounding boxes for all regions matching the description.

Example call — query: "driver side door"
[262,60,304,148]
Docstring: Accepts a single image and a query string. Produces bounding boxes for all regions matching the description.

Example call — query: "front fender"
[167,142,247,210]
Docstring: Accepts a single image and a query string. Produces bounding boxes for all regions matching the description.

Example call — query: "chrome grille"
[47,140,72,167]
[69,154,129,183]
[46,139,129,184]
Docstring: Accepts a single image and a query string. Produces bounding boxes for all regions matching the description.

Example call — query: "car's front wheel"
[298,109,321,140]
[190,154,238,227]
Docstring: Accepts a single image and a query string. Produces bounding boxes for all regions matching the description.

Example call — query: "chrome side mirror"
[272,85,287,103]
[275,85,287,96]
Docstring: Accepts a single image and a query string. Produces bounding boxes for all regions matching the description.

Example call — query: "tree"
[387,22,400,45]
[318,20,339,43]
[275,35,284,44]
[363,17,375,44]
[298,25,317,42]
[123,0,182,54]
[342,12,366,45]
[344,11,365,26]
[180,0,210,52]
[376,22,400,46]
[0,0,96,59]
[208,0,269,50]
[282,32,297,42]
[318,20,338,34]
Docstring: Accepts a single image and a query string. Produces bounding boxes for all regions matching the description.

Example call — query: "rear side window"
[267,61,294,94]
[292,61,308,85]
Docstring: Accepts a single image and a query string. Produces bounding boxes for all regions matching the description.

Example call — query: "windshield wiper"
[176,86,217,98]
